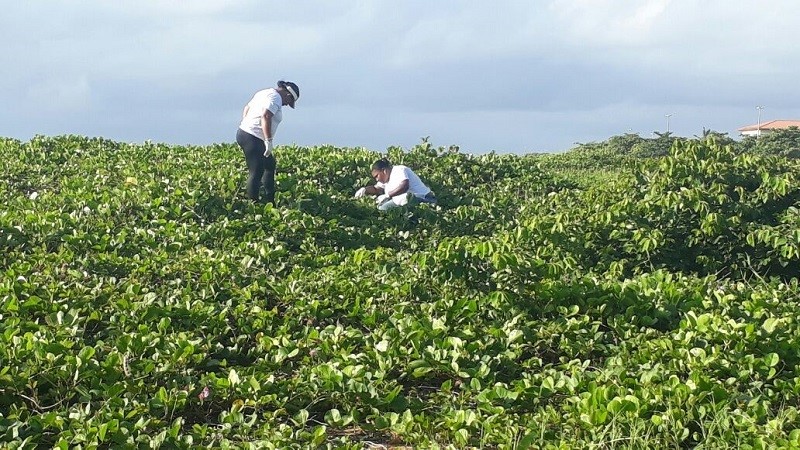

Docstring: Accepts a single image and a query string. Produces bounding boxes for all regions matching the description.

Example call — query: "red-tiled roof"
[738,120,800,131]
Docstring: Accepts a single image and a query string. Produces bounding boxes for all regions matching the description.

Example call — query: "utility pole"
[665,114,673,133]
[756,106,765,138]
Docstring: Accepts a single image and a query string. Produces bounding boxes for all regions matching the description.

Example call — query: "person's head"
[371,158,392,183]
[277,80,300,108]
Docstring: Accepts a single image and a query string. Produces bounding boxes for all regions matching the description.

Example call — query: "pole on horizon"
[756,106,765,138]
[665,114,673,133]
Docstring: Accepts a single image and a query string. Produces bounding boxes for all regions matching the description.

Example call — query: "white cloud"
[27,76,91,112]
[550,0,672,45]
[388,2,553,67]
[546,0,800,76]
[97,21,323,81]
[2,0,800,151]
[106,0,243,17]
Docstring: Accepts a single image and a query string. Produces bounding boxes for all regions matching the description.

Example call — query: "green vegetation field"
[1,132,799,448]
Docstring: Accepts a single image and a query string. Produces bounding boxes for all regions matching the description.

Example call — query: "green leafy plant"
[1,134,799,448]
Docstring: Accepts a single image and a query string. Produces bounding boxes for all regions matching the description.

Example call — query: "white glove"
[263,139,274,157]
[354,187,367,199]
[376,194,390,205]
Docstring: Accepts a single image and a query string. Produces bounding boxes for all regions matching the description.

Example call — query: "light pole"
[665,114,673,133]
[756,106,765,138]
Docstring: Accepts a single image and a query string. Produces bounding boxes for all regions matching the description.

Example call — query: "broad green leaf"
[762,318,779,334]
[765,353,780,368]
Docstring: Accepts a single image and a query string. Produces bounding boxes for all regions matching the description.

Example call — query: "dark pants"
[236,128,276,204]
[420,192,437,204]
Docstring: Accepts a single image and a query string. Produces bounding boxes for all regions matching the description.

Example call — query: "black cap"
[278,80,299,108]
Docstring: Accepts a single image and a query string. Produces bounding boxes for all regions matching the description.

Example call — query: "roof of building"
[738,120,800,132]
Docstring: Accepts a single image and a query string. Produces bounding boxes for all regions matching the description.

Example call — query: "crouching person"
[354,159,437,211]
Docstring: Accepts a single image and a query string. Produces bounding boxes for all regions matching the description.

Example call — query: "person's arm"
[261,109,274,141]
[260,109,275,156]
[385,179,409,197]
[364,185,384,195]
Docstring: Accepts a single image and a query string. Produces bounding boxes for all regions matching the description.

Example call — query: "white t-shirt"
[238,88,283,140]
[376,165,431,198]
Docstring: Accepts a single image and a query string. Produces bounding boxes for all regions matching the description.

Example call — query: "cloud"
[388,2,550,67]
[2,0,800,152]
[27,76,91,112]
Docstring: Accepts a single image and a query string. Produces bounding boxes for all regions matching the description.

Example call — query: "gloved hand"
[376,194,390,205]
[354,187,367,199]
[263,139,274,157]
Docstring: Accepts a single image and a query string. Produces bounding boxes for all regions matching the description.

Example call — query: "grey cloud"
[3,1,800,153]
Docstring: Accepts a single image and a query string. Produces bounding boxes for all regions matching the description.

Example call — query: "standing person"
[354,158,437,211]
[236,80,300,205]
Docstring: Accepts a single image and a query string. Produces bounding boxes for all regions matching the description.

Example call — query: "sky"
[2,0,799,154]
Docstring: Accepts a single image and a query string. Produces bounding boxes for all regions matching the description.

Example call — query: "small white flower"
[29,192,39,200]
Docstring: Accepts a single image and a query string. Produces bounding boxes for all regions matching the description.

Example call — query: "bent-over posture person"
[236,80,300,205]
[354,159,437,210]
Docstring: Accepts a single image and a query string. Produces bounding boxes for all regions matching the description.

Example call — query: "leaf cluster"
[1,135,799,448]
